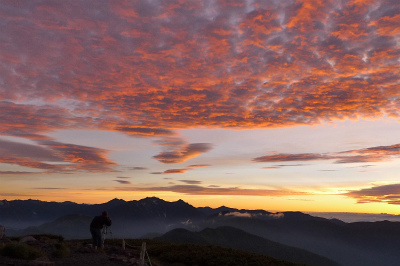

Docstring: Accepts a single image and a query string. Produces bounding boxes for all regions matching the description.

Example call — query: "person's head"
[102,211,108,217]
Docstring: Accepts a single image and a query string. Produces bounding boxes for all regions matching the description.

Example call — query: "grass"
[0,236,307,265]
[103,238,307,266]
[0,242,43,260]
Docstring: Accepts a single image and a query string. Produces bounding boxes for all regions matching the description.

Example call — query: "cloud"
[223,212,252,218]
[262,164,306,169]
[254,143,400,165]
[162,168,191,174]
[187,164,212,168]
[32,187,66,190]
[154,142,213,164]
[344,183,400,205]
[0,139,62,162]
[161,165,211,174]
[129,167,148,170]
[116,176,131,179]
[114,180,132,185]
[38,140,117,172]
[115,126,176,137]
[113,184,308,196]
[0,171,39,175]
[254,153,332,162]
[178,180,202,184]
[0,0,398,142]
[0,138,116,173]
[220,212,285,219]
[1,0,400,175]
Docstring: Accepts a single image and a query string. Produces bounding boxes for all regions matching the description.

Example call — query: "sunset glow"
[1,0,400,214]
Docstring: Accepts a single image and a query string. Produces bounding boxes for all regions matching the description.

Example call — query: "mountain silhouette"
[2,197,400,266]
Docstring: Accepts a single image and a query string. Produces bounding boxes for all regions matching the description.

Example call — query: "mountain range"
[1,197,399,266]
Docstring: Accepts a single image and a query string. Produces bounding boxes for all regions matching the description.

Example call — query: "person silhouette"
[90,211,112,251]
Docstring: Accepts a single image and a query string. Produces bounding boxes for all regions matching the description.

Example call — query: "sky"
[1,0,400,215]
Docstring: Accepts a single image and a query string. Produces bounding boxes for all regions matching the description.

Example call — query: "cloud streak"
[0,139,116,173]
[113,184,308,196]
[344,183,400,205]
[254,143,400,165]
[154,142,213,164]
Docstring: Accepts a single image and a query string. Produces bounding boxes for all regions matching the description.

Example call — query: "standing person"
[90,211,112,251]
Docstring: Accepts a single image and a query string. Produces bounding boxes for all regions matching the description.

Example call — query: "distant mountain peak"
[107,198,126,203]
[140,196,165,203]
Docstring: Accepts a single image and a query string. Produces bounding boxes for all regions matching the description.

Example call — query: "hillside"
[156,226,340,266]
[201,212,400,266]
[0,234,307,266]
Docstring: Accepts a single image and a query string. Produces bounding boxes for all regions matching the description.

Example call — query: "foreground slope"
[156,226,340,266]
[0,235,308,266]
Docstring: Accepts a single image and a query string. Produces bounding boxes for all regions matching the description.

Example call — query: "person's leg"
[90,228,101,249]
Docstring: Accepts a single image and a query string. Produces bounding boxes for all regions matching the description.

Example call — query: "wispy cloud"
[344,183,400,205]
[254,153,332,163]
[161,164,211,174]
[262,164,306,169]
[33,187,67,190]
[115,126,176,137]
[0,138,116,173]
[187,164,212,168]
[154,142,213,164]
[129,167,148,170]
[113,184,308,196]
[254,143,400,165]
[114,180,132,185]
[178,180,202,185]
[0,171,40,175]
[162,168,191,174]
[38,140,117,172]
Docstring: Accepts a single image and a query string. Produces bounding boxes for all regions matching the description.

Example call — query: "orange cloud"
[187,164,212,168]
[344,183,400,205]
[162,168,191,174]
[161,164,211,174]
[1,0,400,172]
[1,0,398,135]
[154,142,213,164]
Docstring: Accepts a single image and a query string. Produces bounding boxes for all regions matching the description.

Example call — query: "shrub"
[52,242,70,258]
[0,243,43,260]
